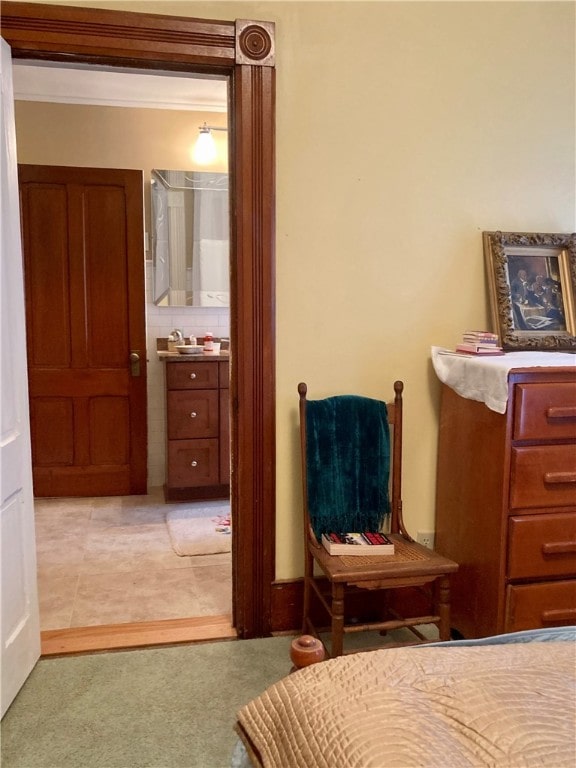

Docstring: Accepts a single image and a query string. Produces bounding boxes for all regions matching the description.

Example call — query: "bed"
[232,627,576,768]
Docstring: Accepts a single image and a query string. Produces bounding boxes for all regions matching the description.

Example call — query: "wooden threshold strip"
[41,615,237,656]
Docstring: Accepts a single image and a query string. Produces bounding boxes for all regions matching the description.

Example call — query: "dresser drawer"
[510,445,576,509]
[508,512,576,579]
[167,391,218,439]
[513,383,576,441]
[166,361,218,390]
[167,439,220,487]
[505,580,576,632]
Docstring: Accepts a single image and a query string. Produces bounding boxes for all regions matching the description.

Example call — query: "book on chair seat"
[321,532,395,556]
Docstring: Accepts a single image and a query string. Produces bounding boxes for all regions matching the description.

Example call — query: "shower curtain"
[191,180,230,307]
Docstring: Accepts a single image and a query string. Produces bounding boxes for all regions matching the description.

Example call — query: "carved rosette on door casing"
[236,20,275,66]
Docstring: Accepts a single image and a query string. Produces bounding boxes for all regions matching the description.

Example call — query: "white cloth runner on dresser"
[431,346,576,413]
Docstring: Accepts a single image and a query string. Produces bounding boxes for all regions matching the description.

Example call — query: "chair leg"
[331,583,345,657]
[302,551,313,635]
[379,590,391,636]
[436,575,451,641]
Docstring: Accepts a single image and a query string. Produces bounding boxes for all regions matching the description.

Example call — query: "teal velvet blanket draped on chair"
[306,395,390,540]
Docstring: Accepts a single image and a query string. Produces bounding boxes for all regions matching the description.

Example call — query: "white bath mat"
[166,506,231,557]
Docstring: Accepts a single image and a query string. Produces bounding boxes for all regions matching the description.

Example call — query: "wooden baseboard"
[41,615,236,656]
[163,484,230,502]
[271,579,303,632]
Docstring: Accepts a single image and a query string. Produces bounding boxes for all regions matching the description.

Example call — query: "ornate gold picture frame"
[483,231,576,351]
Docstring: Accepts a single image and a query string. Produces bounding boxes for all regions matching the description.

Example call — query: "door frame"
[0,1,276,639]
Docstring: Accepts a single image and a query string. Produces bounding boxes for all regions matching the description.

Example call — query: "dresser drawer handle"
[547,405,576,420]
[190,460,198,467]
[189,373,197,380]
[542,541,576,555]
[541,607,576,623]
[190,412,197,418]
[544,471,576,484]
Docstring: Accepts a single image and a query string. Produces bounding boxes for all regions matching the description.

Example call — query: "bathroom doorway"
[14,63,234,651]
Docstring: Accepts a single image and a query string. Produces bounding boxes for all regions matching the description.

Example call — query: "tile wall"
[144,261,231,488]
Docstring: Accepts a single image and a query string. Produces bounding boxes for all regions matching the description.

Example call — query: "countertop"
[157,350,230,361]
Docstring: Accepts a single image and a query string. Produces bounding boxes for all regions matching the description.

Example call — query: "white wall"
[13,0,576,581]
[145,265,229,486]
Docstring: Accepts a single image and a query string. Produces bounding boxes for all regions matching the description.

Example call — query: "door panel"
[90,397,129,464]
[19,164,147,497]
[25,184,70,367]
[31,398,74,465]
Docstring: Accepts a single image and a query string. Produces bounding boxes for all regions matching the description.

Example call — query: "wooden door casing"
[1,2,276,639]
[19,164,147,497]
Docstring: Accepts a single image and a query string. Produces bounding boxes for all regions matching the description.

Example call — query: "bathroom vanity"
[161,354,230,501]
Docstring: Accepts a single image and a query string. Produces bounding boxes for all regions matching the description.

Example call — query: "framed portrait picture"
[483,231,576,351]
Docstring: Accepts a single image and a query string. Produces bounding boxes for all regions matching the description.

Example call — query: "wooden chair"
[298,381,458,657]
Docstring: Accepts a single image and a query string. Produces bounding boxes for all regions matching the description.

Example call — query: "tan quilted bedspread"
[236,642,576,767]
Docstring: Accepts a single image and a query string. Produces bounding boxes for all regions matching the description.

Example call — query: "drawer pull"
[190,412,197,418]
[547,405,576,420]
[541,607,576,623]
[543,471,576,484]
[189,373,197,380]
[542,541,576,555]
[190,460,198,467]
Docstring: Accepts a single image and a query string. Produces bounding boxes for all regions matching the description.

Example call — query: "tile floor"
[34,487,232,630]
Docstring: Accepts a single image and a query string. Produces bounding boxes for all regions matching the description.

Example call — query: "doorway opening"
[14,62,235,652]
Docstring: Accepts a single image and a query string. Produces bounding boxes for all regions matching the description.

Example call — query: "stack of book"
[321,532,395,556]
[455,331,504,356]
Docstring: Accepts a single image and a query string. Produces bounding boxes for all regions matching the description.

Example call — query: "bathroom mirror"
[151,169,229,307]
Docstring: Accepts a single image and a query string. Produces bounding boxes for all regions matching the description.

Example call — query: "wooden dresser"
[435,366,576,638]
[163,358,230,501]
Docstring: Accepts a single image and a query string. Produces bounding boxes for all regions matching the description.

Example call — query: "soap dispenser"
[167,328,183,352]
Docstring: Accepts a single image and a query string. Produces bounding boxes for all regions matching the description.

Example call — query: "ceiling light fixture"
[192,122,228,165]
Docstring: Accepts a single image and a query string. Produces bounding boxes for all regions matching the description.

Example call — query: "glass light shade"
[192,130,217,164]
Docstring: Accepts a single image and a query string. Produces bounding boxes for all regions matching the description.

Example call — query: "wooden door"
[19,164,147,497]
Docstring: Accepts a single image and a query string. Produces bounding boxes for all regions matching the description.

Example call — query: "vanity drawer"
[510,444,576,509]
[166,361,218,390]
[508,512,576,579]
[513,383,576,441]
[167,439,220,487]
[505,579,576,632]
[167,390,218,440]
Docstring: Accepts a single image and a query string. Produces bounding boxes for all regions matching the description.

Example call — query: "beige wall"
[14,103,228,237]
[12,1,576,581]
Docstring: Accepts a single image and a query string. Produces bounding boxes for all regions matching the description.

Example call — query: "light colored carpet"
[0,627,440,768]
[0,635,295,768]
[166,505,231,556]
